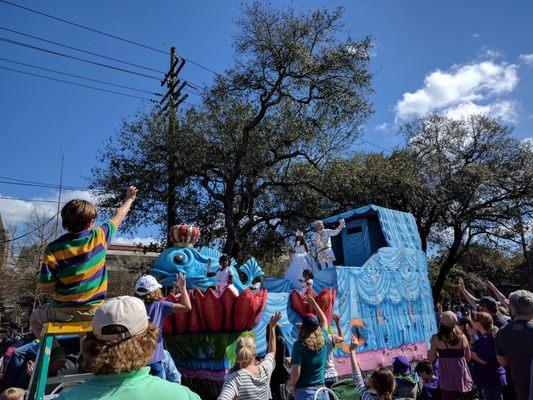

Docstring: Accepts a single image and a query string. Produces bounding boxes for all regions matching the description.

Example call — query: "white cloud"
[484,49,501,59]
[0,191,153,244]
[519,54,533,65]
[374,122,391,132]
[113,236,160,246]
[0,190,100,227]
[470,33,480,38]
[395,61,519,122]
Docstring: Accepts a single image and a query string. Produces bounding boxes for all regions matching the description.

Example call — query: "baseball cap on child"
[135,275,162,295]
[93,296,149,342]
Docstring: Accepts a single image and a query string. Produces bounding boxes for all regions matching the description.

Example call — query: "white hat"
[92,296,149,342]
[295,231,304,237]
[135,275,162,295]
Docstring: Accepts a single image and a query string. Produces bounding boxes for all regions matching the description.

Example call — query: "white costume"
[285,233,313,288]
[311,219,345,269]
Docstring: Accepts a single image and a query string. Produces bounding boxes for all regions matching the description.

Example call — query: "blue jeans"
[479,386,503,400]
[294,385,329,400]
[149,361,165,379]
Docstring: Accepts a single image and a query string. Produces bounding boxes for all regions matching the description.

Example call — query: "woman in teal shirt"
[289,294,329,400]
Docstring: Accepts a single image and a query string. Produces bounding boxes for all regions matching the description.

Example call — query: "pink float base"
[177,342,428,381]
[334,342,428,376]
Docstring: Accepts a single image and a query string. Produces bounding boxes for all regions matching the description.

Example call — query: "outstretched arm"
[110,186,137,229]
[267,312,282,355]
[332,313,344,342]
[487,281,509,308]
[458,278,478,310]
[172,273,192,313]
[305,293,328,331]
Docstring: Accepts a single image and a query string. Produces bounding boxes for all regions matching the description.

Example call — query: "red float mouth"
[163,288,268,334]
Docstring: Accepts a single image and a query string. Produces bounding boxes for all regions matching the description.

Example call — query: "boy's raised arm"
[110,186,138,229]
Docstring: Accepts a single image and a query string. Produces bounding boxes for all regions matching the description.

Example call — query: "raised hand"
[269,312,282,329]
[333,313,341,325]
[349,334,359,351]
[458,277,465,291]
[126,185,138,201]
[175,272,187,291]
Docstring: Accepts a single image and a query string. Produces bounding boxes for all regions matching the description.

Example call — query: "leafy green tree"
[91,2,374,257]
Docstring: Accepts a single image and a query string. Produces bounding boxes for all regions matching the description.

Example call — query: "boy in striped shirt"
[30,186,138,336]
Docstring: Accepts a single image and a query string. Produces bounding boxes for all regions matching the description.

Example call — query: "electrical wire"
[0,176,86,191]
[0,0,225,78]
[0,66,154,100]
[358,138,393,153]
[0,195,65,204]
[0,211,58,243]
[0,0,168,55]
[0,26,165,74]
[0,57,159,95]
[0,36,161,80]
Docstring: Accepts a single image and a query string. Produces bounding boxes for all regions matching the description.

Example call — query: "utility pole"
[160,46,188,247]
[54,150,64,237]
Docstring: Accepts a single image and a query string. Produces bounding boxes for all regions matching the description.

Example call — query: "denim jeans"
[479,386,503,400]
[294,385,329,400]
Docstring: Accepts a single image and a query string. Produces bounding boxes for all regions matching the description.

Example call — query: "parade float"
[149,205,437,380]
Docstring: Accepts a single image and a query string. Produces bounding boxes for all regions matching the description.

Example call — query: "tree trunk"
[432,225,463,302]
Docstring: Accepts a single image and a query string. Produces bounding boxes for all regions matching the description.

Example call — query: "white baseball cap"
[92,296,149,342]
[135,275,162,295]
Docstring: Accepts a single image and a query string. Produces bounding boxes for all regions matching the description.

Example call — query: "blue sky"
[1,0,532,242]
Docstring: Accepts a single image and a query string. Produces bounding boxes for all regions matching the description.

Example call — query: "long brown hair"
[369,368,396,400]
[437,325,463,346]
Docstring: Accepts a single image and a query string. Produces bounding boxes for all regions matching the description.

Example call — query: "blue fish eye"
[174,254,185,264]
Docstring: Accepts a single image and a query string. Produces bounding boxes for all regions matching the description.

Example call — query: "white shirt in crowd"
[217,353,275,400]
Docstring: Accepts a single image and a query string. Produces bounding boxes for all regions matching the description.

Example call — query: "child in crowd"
[135,273,191,378]
[300,269,316,298]
[350,335,396,400]
[325,313,344,388]
[31,186,138,335]
[391,355,419,399]
[415,360,440,400]
[0,388,25,400]
[207,255,238,296]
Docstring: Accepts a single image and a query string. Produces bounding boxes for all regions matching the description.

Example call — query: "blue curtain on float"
[342,218,371,267]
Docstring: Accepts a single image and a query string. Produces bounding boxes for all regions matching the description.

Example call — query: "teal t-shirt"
[57,367,200,400]
[291,328,328,387]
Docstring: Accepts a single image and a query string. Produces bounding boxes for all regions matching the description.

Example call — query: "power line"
[0,195,65,204]
[0,57,159,95]
[0,0,168,55]
[0,0,224,78]
[0,66,154,100]
[0,36,160,80]
[0,175,85,191]
[0,26,165,74]
[0,37,203,97]
[358,138,393,153]
[0,178,85,191]
[0,211,58,243]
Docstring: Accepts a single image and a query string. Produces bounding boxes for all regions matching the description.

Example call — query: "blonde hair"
[0,388,25,400]
[473,312,498,337]
[236,334,256,368]
[61,199,98,232]
[139,288,162,304]
[299,327,324,352]
[82,323,158,374]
